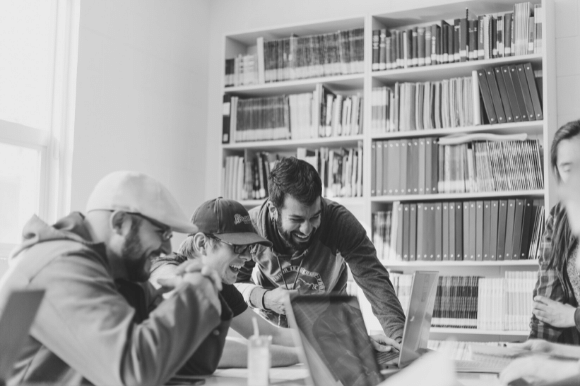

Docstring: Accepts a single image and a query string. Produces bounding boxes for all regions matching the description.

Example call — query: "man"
[500,166,580,386]
[150,197,299,368]
[0,171,228,386]
[235,157,405,348]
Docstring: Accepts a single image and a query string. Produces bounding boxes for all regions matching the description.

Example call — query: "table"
[198,365,502,386]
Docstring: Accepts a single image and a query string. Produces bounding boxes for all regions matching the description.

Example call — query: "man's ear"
[110,211,131,236]
[192,233,207,254]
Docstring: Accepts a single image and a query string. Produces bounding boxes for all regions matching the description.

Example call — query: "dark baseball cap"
[191,197,272,247]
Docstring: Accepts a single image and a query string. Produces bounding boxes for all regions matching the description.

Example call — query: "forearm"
[218,338,300,368]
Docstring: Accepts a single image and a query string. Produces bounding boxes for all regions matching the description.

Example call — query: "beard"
[276,212,317,253]
[122,220,152,282]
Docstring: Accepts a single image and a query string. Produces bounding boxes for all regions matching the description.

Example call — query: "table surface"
[195,365,502,386]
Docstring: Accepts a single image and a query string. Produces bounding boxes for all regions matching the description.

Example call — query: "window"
[0,0,79,263]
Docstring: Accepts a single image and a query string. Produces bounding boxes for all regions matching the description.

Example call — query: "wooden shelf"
[223,135,364,151]
[223,73,364,97]
[240,197,365,207]
[372,54,542,83]
[371,121,544,140]
[383,260,538,267]
[371,190,546,203]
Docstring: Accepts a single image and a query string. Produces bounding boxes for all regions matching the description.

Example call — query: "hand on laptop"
[499,355,579,386]
[263,288,297,314]
[369,333,401,352]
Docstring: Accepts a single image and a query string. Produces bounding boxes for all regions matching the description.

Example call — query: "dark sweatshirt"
[235,198,405,341]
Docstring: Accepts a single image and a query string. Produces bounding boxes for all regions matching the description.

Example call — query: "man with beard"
[0,171,229,386]
[235,157,406,351]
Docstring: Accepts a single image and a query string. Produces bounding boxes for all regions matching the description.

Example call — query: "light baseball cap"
[192,197,271,247]
[86,171,197,234]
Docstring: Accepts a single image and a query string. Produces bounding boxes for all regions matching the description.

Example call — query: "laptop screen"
[288,295,384,386]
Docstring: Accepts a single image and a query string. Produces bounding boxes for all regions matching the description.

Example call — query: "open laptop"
[285,271,439,386]
[0,289,45,385]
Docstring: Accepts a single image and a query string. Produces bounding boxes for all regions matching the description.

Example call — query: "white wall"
[204,0,580,198]
[73,0,211,247]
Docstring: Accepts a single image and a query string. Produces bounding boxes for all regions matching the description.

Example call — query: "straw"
[252,316,260,337]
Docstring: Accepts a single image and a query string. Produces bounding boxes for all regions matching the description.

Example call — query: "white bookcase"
[219,0,555,343]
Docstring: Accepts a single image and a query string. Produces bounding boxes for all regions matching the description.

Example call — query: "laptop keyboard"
[376,349,400,365]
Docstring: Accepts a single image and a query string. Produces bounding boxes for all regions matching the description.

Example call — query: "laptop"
[285,271,439,386]
[0,289,45,385]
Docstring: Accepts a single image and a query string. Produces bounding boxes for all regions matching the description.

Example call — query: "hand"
[533,296,576,328]
[263,288,297,314]
[507,339,580,360]
[176,259,223,291]
[369,334,401,352]
[499,355,579,386]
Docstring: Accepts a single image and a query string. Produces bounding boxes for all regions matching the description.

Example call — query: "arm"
[32,253,222,386]
[218,336,299,368]
[529,207,569,342]
[231,307,295,346]
[328,203,405,341]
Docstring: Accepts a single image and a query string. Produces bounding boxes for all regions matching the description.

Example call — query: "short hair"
[551,119,580,182]
[268,157,322,209]
[177,233,219,258]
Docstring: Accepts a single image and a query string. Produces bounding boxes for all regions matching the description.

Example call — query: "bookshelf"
[218,0,555,343]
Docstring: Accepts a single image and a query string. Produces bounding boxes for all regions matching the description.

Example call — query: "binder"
[459,18,468,62]
[463,201,470,260]
[435,202,443,261]
[519,198,535,259]
[454,201,463,261]
[396,203,404,260]
[418,139,426,195]
[475,201,484,261]
[442,202,449,260]
[477,69,497,124]
[409,140,419,194]
[509,65,530,121]
[494,67,514,123]
[485,68,506,123]
[402,204,410,261]
[371,141,376,196]
[449,202,456,262]
[427,204,436,260]
[482,201,491,260]
[431,139,439,194]
[386,141,399,195]
[511,198,525,260]
[497,200,508,260]
[490,201,499,260]
[376,141,384,197]
[409,204,417,261]
[516,64,537,122]
[468,201,477,260]
[501,65,523,122]
[425,138,433,195]
[417,203,425,260]
[524,63,543,120]
[504,199,516,260]
[399,139,409,197]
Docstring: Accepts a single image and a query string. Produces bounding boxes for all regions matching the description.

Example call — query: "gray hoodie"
[0,212,229,386]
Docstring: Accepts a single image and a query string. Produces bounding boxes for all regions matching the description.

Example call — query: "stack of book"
[477,271,536,331]
[370,62,542,134]
[371,137,543,196]
[223,145,363,201]
[372,199,545,262]
[372,2,542,71]
[391,272,536,331]
[222,86,363,144]
[224,28,365,87]
[297,145,364,198]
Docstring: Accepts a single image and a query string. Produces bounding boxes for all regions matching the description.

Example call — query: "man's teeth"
[295,234,309,240]
[229,265,241,272]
